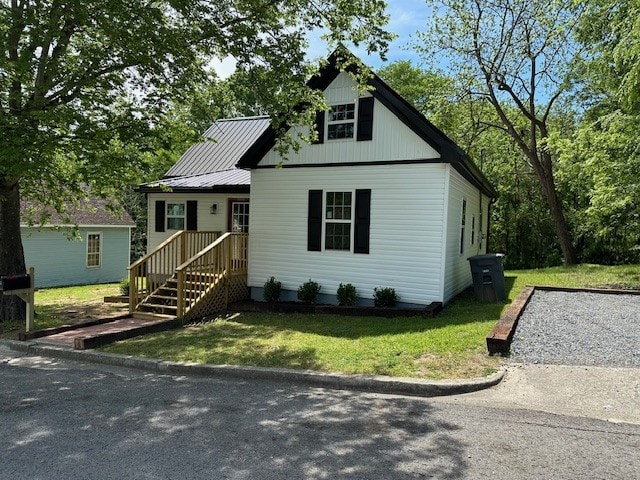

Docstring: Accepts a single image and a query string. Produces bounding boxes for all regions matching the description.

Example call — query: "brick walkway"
[33,316,178,349]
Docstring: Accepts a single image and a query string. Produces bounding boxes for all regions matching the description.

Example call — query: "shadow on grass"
[106,322,322,371]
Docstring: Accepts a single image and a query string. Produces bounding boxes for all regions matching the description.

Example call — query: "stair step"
[149,294,178,301]
[139,303,177,311]
[132,312,176,321]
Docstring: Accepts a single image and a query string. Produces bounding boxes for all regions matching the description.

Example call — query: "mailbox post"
[1,267,35,331]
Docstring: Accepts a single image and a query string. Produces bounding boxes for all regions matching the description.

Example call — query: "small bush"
[297,279,321,304]
[373,287,399,307]
[119,278,130,296]
[263,276,282,303]
[336,283,357,306]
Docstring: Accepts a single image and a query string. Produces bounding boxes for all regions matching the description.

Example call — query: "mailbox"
[1,274,31,292]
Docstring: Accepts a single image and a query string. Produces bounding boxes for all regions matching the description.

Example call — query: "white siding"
[146,193,247,251]
[260,72,440,167]
[442,167,490,302]
[248,164,448,306]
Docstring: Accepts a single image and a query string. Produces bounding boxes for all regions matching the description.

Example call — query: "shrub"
[263,276,282,303]
[373,287,399,307]
[119,277,130,296]
[297,279,321,304]
[336,283,357,306]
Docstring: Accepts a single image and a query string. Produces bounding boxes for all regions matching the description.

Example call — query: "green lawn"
[100,264,640,380]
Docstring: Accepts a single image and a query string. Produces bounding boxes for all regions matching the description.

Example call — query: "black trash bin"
[467,254,506,302]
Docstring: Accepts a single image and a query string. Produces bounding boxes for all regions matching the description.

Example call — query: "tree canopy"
[0,0,392,320]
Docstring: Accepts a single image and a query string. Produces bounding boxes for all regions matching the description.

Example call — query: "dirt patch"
[45,300,128,324]
[0,299,128,339]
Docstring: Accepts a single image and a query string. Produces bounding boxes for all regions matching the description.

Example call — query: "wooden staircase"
[128,231,248,322]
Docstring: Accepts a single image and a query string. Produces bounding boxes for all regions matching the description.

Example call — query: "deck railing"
[175,232,248,317]
[128,231,221,313]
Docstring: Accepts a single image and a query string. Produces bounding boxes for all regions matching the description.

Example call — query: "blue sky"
[213,0,431,78]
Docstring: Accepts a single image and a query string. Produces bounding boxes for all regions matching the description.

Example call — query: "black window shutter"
[308,190,323,251]
[186,200,197,231]
[356,97,374,141]
[312,111,325,144]
[155,201,166,233]
[354,189,371,254]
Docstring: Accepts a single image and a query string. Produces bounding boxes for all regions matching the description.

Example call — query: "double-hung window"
[87,233,102,268]
[166,203,185,230]
[327,103,355,140]
[325,192,352,250]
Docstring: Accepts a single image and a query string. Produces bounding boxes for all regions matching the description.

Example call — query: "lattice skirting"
[183,273,249,322]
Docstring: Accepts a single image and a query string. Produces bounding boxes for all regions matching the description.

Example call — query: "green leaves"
[1,0,392,198]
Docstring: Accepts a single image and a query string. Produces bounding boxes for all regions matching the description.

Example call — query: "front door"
[229,199,249,233]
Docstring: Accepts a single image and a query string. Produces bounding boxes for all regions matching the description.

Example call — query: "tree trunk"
[0,179,27,321]
[535,154,578,266]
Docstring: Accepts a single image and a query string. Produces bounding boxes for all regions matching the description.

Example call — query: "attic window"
[327,103,355,140]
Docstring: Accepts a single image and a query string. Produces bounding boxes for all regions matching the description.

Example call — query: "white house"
[236,52,497,307]
[134,51,497,316]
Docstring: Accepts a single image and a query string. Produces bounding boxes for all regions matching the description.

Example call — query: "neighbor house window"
[325,191,352,250]
[327,103,355,140]
[166,203,185,230]
[460,199,467,254]
[87,233,102,268]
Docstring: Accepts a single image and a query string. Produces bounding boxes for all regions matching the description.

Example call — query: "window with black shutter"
[186,200,198,231]
[356,97,374,141]
[354,189,371,254]
[308,190,323,251]
[155,200,166,232]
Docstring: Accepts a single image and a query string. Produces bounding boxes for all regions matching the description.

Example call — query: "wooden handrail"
[127,231,183,271]
[128,231,221,314]
[175,232,248,317]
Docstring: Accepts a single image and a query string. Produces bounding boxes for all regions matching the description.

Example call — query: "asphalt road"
[1,347,638,480]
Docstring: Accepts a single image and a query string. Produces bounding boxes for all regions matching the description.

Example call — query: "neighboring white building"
[237,52,497,307]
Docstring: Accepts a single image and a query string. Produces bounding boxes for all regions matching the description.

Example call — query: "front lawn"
[0,283,125,339]
[101,264,640,379]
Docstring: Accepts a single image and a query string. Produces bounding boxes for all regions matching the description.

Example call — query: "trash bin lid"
[467,253,505,261]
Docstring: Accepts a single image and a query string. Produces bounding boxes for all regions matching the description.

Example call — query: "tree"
[0,0,392,320]
[379,61,564,267]
[548,0,640,264]
[417,0,584,265]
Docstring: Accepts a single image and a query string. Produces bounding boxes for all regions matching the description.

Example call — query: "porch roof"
[138,169,250,193]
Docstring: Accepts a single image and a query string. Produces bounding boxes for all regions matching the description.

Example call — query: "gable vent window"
[327,103,355,140]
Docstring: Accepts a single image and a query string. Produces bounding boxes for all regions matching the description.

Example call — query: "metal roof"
[140,169,250,191]
[164,116,271,178]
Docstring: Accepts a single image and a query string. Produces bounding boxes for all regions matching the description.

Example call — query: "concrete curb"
[1,339,505,398]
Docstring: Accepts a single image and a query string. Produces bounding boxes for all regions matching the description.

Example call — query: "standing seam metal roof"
[164,116,271,178]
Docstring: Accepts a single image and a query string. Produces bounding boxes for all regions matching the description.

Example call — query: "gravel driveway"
[510,290,640,367]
